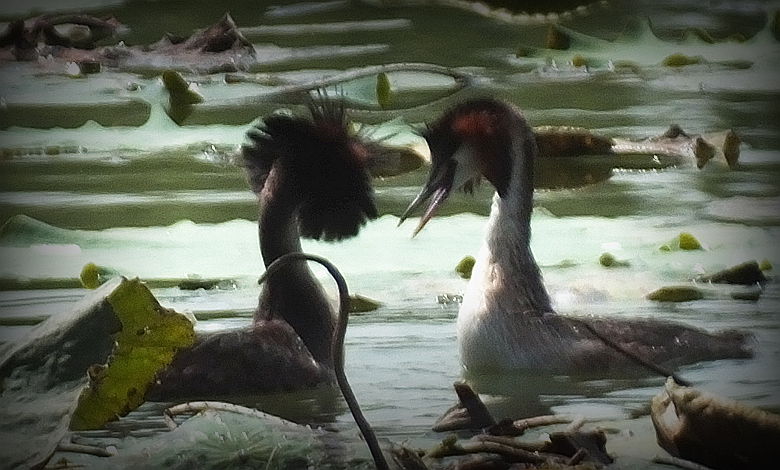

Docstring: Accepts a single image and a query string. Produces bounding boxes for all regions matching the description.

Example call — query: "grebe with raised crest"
[149,98,379,398]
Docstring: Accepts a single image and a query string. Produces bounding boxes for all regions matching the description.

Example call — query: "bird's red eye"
[348,141,369,163]
[451,111,498,138]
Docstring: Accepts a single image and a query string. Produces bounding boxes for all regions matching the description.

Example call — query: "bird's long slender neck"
[256,178,335,366]
[464,121,553,317]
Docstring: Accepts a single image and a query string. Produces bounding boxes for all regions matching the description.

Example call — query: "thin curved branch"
[257,252,390,470]
[166,64,480,125]
[225,62,473,100]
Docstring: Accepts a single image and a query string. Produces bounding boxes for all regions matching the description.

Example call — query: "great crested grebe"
[400,98,752,375]
[149,98,379,399]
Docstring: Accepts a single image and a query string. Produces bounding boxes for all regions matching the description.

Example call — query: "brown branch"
[473,434,547,453]
[424,435,547,464]
[567,448,589,465]
[55,443,114,458]
[566,415,586,432]
[224,62,472,102]
[489,414,580,436]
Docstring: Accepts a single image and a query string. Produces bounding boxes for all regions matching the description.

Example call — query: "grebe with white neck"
[400,98,752,375]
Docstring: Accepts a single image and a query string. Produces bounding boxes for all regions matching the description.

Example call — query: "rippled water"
[1,0,779,468]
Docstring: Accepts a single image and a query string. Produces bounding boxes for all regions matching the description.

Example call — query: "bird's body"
[402,98,752,376]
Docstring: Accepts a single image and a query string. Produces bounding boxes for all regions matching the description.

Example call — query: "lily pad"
[455,255,476,279]
[599,252,630,268]
[349,294,382,313]
[662,53,704,67]
[80,262,119,289]
[70,279,195,430]
[660,232,704,252]
[571,54,588,67]
[375,72,392,109]
[161,70,204,105]
[647,285,704,302]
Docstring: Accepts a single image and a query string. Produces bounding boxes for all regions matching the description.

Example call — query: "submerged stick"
[258,252,390,470]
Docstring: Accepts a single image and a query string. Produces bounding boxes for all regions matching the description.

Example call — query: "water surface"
[1,0,779,468]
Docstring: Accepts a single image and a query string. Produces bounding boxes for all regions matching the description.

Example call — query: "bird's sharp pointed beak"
[411,185,449,236]
[398,166,453,237]
[398,187,428,226]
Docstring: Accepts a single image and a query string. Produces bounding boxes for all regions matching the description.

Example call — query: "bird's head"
[400,98,533,236]
[242,96,378,241]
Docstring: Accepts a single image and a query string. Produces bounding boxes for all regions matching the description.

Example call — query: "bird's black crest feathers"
[242,99,377,241]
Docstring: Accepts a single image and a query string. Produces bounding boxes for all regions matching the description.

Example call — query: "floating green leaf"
[455,256,476,279]
[349,294,382,313]
[647,285,704,302]
[80,263,119,289]
[376,72,392,109]
[571,55,588,67]
[599,252,630,268]
[662,53,704,67]
[162,70,204,105]
[70,279,195,430]
[679,232,703,250]
[660,232,703,252]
